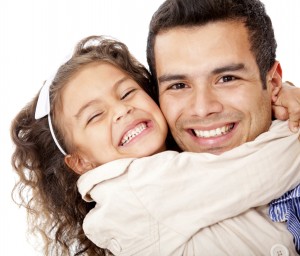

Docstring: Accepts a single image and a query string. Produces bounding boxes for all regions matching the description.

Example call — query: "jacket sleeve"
[127,121,300,238]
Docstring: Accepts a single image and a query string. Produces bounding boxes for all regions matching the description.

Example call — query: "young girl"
[11,35,300,256]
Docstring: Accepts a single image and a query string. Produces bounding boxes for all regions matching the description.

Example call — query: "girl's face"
[61,62,168,172]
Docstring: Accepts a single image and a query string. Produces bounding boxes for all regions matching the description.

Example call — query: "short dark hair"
[147,0,277,90]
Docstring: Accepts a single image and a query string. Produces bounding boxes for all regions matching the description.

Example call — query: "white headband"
[34,53,73,156]
[35,77,67,156]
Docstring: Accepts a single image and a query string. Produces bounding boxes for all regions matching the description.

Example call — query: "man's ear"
[267,61,283,102]
[64,154,94,175]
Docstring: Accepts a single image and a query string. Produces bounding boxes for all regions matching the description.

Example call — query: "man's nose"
[189,86,223,118]
[112,103,133,122]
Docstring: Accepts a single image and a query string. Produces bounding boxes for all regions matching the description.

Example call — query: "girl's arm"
[128,120,300,237]
[273,81,300,132]
[79,121,300,253]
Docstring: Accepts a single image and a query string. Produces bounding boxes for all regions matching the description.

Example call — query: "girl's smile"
[61,62,168,171]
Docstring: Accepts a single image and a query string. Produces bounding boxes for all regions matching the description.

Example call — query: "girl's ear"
[64,154,94,175]
[268,61,283,102]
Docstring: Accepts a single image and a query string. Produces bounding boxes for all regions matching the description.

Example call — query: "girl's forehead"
[61,63,134,104]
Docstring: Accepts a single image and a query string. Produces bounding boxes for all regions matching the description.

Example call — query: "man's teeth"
[121,123,147,146]
[193,124,234,138]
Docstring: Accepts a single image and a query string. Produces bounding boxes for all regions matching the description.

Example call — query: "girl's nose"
[113,103,134,122]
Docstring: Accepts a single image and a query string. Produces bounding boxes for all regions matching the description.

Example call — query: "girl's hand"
[272,81,300,133]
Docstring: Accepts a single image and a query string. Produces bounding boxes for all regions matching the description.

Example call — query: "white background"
[1,1,299,255]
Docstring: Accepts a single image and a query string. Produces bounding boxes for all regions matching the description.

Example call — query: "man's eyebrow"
[158,64,246,84]
[211,63,246,74]
[158,74,187,84]
[74,76,129,119]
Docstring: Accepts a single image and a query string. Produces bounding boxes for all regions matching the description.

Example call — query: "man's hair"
[147,0,277,90]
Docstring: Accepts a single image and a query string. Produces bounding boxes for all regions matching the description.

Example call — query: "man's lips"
[192,123,235,138]
[120,122,148,146]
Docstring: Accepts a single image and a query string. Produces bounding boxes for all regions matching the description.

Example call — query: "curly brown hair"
[10,35,154,255]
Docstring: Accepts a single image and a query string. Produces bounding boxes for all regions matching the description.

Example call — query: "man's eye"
[169,83,187,90]
[219,76,236,83]
[121,88,136,100]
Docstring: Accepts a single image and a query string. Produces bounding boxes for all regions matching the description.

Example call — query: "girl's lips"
[118,120,153,146]
[120,122,148,146]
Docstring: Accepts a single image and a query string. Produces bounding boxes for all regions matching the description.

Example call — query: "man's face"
[154,21,275,154]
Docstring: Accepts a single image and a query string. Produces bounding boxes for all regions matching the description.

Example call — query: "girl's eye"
[219,76,236,83]
[121,88,137,100]
[168,83,187,90]
[87,113,103,125]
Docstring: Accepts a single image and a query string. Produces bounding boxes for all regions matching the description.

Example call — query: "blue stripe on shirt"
[269,185,300,254]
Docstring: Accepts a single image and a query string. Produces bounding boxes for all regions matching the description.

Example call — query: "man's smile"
[192,123,235,138]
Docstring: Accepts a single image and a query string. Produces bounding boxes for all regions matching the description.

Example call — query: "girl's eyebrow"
[74,76,129,119]
[113,76,130,90]
[75,99,101,119]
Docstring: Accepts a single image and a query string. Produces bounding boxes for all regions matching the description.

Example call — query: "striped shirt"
[269,184,300,254]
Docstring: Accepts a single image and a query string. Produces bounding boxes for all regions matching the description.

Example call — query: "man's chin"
[191,146,228,155]
[180,138,241,154]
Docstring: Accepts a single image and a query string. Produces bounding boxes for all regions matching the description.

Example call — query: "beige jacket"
[78,121,300,255]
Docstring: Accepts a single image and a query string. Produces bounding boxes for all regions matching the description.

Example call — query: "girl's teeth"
[121,123,147,146]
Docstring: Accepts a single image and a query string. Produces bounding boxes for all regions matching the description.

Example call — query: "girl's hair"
[10,35,154,255]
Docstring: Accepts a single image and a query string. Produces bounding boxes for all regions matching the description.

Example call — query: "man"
[146,0,299,254]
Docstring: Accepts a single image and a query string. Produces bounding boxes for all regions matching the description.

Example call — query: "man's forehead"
[154,21,253,80]
[153,20,249,57]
